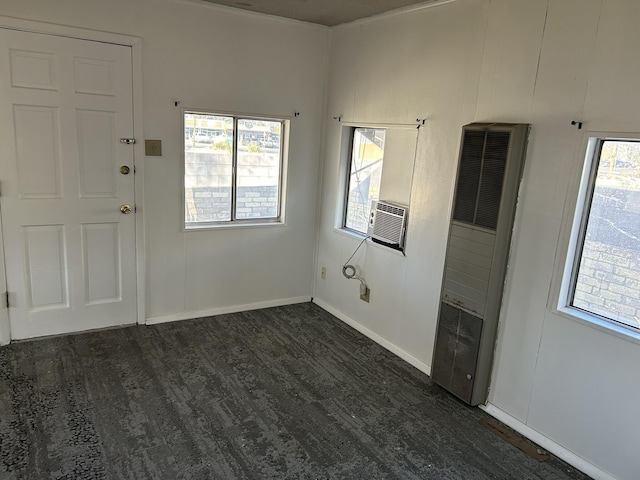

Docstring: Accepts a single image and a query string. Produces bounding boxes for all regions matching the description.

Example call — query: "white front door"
[0,28,137,339]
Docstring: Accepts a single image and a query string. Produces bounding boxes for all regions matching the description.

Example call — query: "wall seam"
[528,0,550,121]
[311,30,333,298]
[523,0,550,426]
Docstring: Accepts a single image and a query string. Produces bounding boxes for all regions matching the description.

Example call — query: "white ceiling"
[198,0,439,26]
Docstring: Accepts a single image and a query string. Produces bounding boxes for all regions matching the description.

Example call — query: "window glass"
[571,139,640,330]
[345,128,386,233]
[236,119,282,220]
[184,112,285,228]
[184,114,233,223]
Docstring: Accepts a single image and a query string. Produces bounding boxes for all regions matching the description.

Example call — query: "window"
[183,111,286,228]
[344,127,386,234]
[567,138,640,331]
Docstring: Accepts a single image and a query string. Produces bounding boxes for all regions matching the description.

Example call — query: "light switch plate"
[145,139,162,156]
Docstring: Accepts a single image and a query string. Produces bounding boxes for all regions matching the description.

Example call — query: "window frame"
[182,108,289,230]
[341,126,387,236]
[556,134,640,340]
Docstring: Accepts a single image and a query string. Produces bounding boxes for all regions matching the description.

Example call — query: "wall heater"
[432,123,530,406]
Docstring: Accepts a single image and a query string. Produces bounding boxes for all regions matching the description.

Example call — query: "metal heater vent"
[368,200,408,250]
[432,122,530,406]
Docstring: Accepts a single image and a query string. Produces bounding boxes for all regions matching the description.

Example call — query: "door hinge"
[4,291,9,308]
[120,138,136,145]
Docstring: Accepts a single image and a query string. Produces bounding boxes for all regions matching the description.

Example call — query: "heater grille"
[453,131,510,230]
[368,201,408,250]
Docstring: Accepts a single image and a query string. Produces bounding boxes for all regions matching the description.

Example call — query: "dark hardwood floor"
[0,303,590,479]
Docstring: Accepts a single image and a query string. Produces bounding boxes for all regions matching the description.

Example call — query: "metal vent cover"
[432,301,483,404]
[368,200,408,249]
[453,130,510,230]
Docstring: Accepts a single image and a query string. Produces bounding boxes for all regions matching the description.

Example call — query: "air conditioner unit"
[367,200,408,251]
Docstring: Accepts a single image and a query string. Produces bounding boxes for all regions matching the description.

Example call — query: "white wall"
[314,1,639,479]
[315,0,487,373]
[0,0,329,322]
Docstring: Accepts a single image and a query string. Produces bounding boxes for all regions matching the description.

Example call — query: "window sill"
[554,305,640,345]
[333,227,407,257]
[334,226,367,240]
[185,220,286,232]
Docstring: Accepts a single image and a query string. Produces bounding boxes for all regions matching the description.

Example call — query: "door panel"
[82,223,121,304]
[23,225,68,310]
[14,104,62,198]
[77,109,118,198]
[0,28,136,339]
[9,48,57,90]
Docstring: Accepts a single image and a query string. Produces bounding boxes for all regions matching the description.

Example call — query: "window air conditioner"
[367,200,408,251]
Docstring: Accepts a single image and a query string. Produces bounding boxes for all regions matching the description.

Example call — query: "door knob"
[120,204,132,214]
[120,165,130,175]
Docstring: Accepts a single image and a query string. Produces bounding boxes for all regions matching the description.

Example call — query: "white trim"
[185,221,288,232]
[131,38,146,325]
[182,0,458,30]
[0,221,9,346]
[179,0,330,30]
[334,123,353,230]
[0,16,140,45]
[554,306,640,344]
[481,403,616,480]
[313,298,431,376]
[333,229,408,258]
[146,296,311,325]
[0,16,146,333]
[339,120,419,130]
[333,0,462,29]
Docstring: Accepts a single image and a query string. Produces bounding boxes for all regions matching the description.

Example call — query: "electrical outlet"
[321,266,326,280]
[360,287,370,303]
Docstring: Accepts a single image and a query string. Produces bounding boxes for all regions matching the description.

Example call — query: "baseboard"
[312,298,431,376]
[145,296,312,325]
[481,403,616,480]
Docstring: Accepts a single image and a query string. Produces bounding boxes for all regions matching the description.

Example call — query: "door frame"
[0,16,146,345]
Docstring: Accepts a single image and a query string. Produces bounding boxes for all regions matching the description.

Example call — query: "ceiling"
[198,0,438,26]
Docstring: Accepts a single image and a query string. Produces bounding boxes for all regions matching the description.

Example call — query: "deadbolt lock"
[120,165,130,175]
